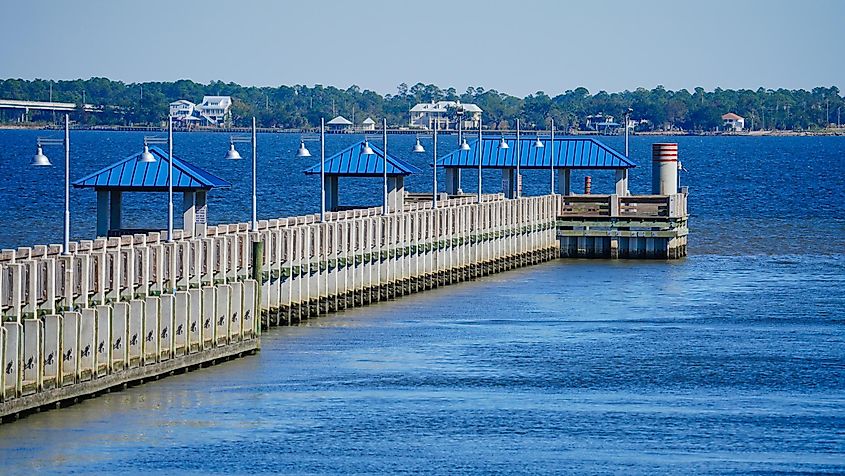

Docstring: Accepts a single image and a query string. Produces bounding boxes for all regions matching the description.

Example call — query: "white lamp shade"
[224,143,242,160]
[499,137,509,149]
[412,138,425,153]
[31,145,52,166]
[534,137,544,148]
[460,139,471,150]
[139,145,157,163]
[296,140,312,157]
[361,140,375,155]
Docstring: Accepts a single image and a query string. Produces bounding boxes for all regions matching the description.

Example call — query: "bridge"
[0,140,688,421]
[0,99,99,121]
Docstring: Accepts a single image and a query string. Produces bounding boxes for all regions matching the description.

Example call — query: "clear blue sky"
[1,0,842,96]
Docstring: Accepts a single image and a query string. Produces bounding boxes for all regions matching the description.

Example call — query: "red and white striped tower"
[651,143,679,195]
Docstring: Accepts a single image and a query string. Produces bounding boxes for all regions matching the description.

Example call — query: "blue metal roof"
[304,141,419,177]
[73,146,232,191]
[438,137,636,169]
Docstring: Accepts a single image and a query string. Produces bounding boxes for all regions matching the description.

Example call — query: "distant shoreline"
[0,123,843,137]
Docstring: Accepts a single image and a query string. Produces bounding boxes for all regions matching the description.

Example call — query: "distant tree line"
[0,77,842,131]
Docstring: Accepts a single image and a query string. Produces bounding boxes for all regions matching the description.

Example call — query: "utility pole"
[826,100,830,127]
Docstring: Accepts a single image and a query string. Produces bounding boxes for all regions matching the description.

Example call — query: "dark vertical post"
[251,239,264,332]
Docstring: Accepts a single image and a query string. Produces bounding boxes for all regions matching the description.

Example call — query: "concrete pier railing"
[0,193,561,420]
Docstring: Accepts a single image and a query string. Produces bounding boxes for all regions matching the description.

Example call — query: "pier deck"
[0,191,687,421]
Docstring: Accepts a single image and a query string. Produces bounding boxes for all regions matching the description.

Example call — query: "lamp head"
[224,142,242,160]
[361,140,375,155]
[460,139,471,151]
[499,137,509,149]
[412,138,425,153]
[296,140,312,158]
[139,144,157,163]
[534,136,544,148]
[31,145,52,166]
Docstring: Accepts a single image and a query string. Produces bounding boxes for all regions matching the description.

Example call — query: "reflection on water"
[1,256,843,474]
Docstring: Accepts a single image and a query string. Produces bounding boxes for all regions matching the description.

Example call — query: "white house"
[361,117,376,131]
[722,112,745,132]
[409,101,482,130]
[169,96,232,127]
[169,100,195,119]
[197,96,232,126]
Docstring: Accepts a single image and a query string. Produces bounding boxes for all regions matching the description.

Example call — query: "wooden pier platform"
[0,191,687,421]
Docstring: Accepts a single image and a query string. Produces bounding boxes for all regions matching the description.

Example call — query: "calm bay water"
[0,132,843,474]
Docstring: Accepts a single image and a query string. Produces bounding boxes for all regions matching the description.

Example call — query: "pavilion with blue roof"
[438,137,635,198]
[304,141,419,212]
[73,146,231,237]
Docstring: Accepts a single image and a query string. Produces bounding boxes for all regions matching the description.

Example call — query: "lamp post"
[383,118,388,215]
[31,114,71,254]
[624,107,633,157]
[411,120,440,208]
[550,118,555,195]
[515,118,521,198]
[143,117,175,241]
[360,125,386,214]
[296,122,325,221]
[477,116,483,203]
[224,116,259,231]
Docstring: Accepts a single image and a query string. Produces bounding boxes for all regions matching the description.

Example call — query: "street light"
[31,114,71,254]
[412,120,440,208]
[362,123,390,215]
[296,140,311,158]
[143,116,174,241]
[413,137,425,153]
[224,142,243,160]
[515,118,521,198]
[139,144,156,163]
[624,107,633,157]
[477,116,483,203]
[224,117,258,231]
[296,128,323,220]
[361,140,375,156]
[549,118,555,195]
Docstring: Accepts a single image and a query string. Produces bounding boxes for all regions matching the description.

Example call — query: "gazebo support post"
[182,191,196,237]
[194,191,207,237]
[109,191,122,233]
[502,168,515,199]
[96,190,109,237]
[445,167,460,195]
[615,169,629,196]
[324,176,339,212]
[560,169,572,196]
[387,176,404,212]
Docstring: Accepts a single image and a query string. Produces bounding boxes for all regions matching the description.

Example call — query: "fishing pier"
[0,135,687,421]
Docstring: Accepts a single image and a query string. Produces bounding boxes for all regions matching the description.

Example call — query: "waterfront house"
[169,96,232,127]
[197,96,232,126]
[327,115,353,132]
[362,117,376,131]
[585,113,621,133]
[169,100,195,120]
[409,101,482,130]
[722,112,745,131]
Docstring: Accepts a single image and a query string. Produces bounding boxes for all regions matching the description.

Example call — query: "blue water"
[0,132,843,474]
